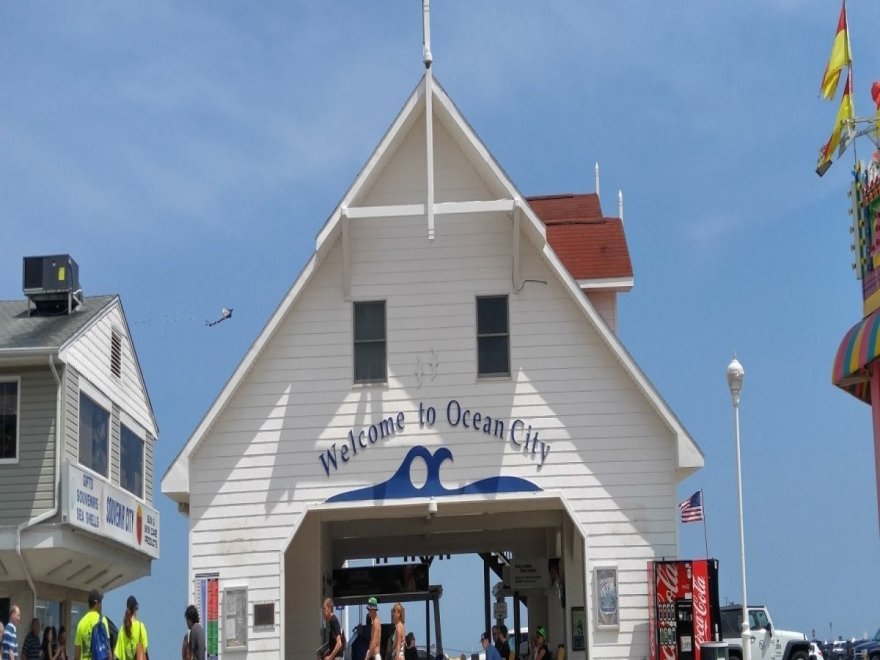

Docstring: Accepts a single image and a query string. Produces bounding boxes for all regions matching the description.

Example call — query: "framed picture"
[594,566,619,629]
[571,607,586,651]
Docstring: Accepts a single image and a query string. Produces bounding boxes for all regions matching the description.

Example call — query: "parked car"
[854,628,880,660]
[811,642,825,660]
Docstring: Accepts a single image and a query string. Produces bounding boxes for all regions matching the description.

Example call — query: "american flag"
[679,490,704,523]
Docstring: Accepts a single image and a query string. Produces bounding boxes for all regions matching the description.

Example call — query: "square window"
[120,424,144,498]
[477,296,509,377]
[79,392,109,477]
[0,379,19,461]
[354,301,386,383]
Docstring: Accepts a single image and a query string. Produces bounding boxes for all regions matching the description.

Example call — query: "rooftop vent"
[22,255,82,315]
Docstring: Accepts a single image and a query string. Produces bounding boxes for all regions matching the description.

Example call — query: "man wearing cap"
[366,598,381,660]
[532,627,548,660]
[115,596,148,660]
[74,590,112,660]
[482,633,502,660]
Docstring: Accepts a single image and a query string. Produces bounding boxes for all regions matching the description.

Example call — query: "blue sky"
[3,1,880,657]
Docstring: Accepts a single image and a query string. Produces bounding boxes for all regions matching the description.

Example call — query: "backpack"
[90,616,111,660]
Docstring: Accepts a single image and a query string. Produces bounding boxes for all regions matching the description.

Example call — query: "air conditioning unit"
[22,255,82,314]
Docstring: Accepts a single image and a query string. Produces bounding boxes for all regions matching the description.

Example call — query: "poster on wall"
[595,567,619,629]
[224,587,248,651]
[194,572,220,660]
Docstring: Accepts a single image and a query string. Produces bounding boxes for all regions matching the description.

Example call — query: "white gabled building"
[163,73,702,660]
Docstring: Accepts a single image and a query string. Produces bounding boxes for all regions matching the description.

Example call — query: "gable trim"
[58,296,159,438]
[162,74,701,501]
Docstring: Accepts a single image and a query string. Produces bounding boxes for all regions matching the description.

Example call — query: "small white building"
[0,255,160,637]
[163,74,702,660]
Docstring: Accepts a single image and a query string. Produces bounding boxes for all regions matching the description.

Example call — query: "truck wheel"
[790,650,809,660]
[729,652,742,660]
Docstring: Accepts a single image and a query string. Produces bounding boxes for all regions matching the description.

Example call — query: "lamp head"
[727,357,745,401]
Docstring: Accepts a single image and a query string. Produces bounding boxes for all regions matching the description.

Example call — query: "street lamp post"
[727,357,750,660]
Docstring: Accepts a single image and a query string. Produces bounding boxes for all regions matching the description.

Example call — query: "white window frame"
[78,380,111,480]
[119,414,145,500]
[0,376,21,464]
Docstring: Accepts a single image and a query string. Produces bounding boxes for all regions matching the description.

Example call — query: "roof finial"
[595,162,600,200]
[422,0,433,69]
[618,189,624,222]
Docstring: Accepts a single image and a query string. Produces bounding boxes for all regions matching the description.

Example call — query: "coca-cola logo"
[657,563,678,602]
[693,575,709,644]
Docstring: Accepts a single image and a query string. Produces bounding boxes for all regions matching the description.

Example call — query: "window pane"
[354,302,385,341]
[477,297,508,335]
[0,382,17,460]
[120,425,144,498]
[355,342,386,382]
[478,336,509,376]
[79,393,109,477]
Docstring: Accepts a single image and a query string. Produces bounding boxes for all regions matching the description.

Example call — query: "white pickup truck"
[720,605,810,660]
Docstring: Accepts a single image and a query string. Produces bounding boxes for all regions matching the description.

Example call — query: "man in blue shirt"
[3,605,21,660]
[481,632,501,660]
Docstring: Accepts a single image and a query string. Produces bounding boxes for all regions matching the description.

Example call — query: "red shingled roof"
[527,193,633,281]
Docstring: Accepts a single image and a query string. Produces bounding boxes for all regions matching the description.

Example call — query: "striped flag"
[820,0,851,101]
[679,491,704,524]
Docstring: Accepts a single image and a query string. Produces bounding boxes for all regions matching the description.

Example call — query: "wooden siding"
[586,291,618,333]
[62,304,156,438]
[361,110,495,207]
[0,367,58,524]
[65,366,154,503]
[110,406,120,483]
[145,433,154,504]
[63,368,79,463]
[188,112,680,660]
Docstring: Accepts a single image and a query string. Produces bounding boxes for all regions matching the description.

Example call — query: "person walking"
[41,626,60,660]
[3,605,21,660]
[497,626,511,660]
[482,633,502,660]
[114,597,147,660]
[184,606,205,660]
[390,604,405,660]
[22,619,41,660]
[532,627,549,660]
[321,599,342,660]
[365,598,381,660]
[73,590,112,660]
[56,628,67,660]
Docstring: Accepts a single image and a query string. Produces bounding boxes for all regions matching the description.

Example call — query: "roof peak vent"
[22,255,82,316]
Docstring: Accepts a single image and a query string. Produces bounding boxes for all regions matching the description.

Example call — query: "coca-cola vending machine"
[647,559,721,660]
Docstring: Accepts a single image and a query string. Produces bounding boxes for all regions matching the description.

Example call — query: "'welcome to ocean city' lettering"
[319,399,551,476]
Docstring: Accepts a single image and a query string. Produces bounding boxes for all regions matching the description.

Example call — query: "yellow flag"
[820,1,851,101]
[817,71,854,176]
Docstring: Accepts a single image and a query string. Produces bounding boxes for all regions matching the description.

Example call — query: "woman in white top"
[391,603,406,660]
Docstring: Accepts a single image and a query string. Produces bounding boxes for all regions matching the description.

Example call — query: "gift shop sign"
[63,461,160,559]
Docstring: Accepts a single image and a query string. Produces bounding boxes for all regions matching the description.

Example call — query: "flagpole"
[701,488,709,559]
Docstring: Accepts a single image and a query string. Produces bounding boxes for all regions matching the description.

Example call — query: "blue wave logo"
[326,446,541,503]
